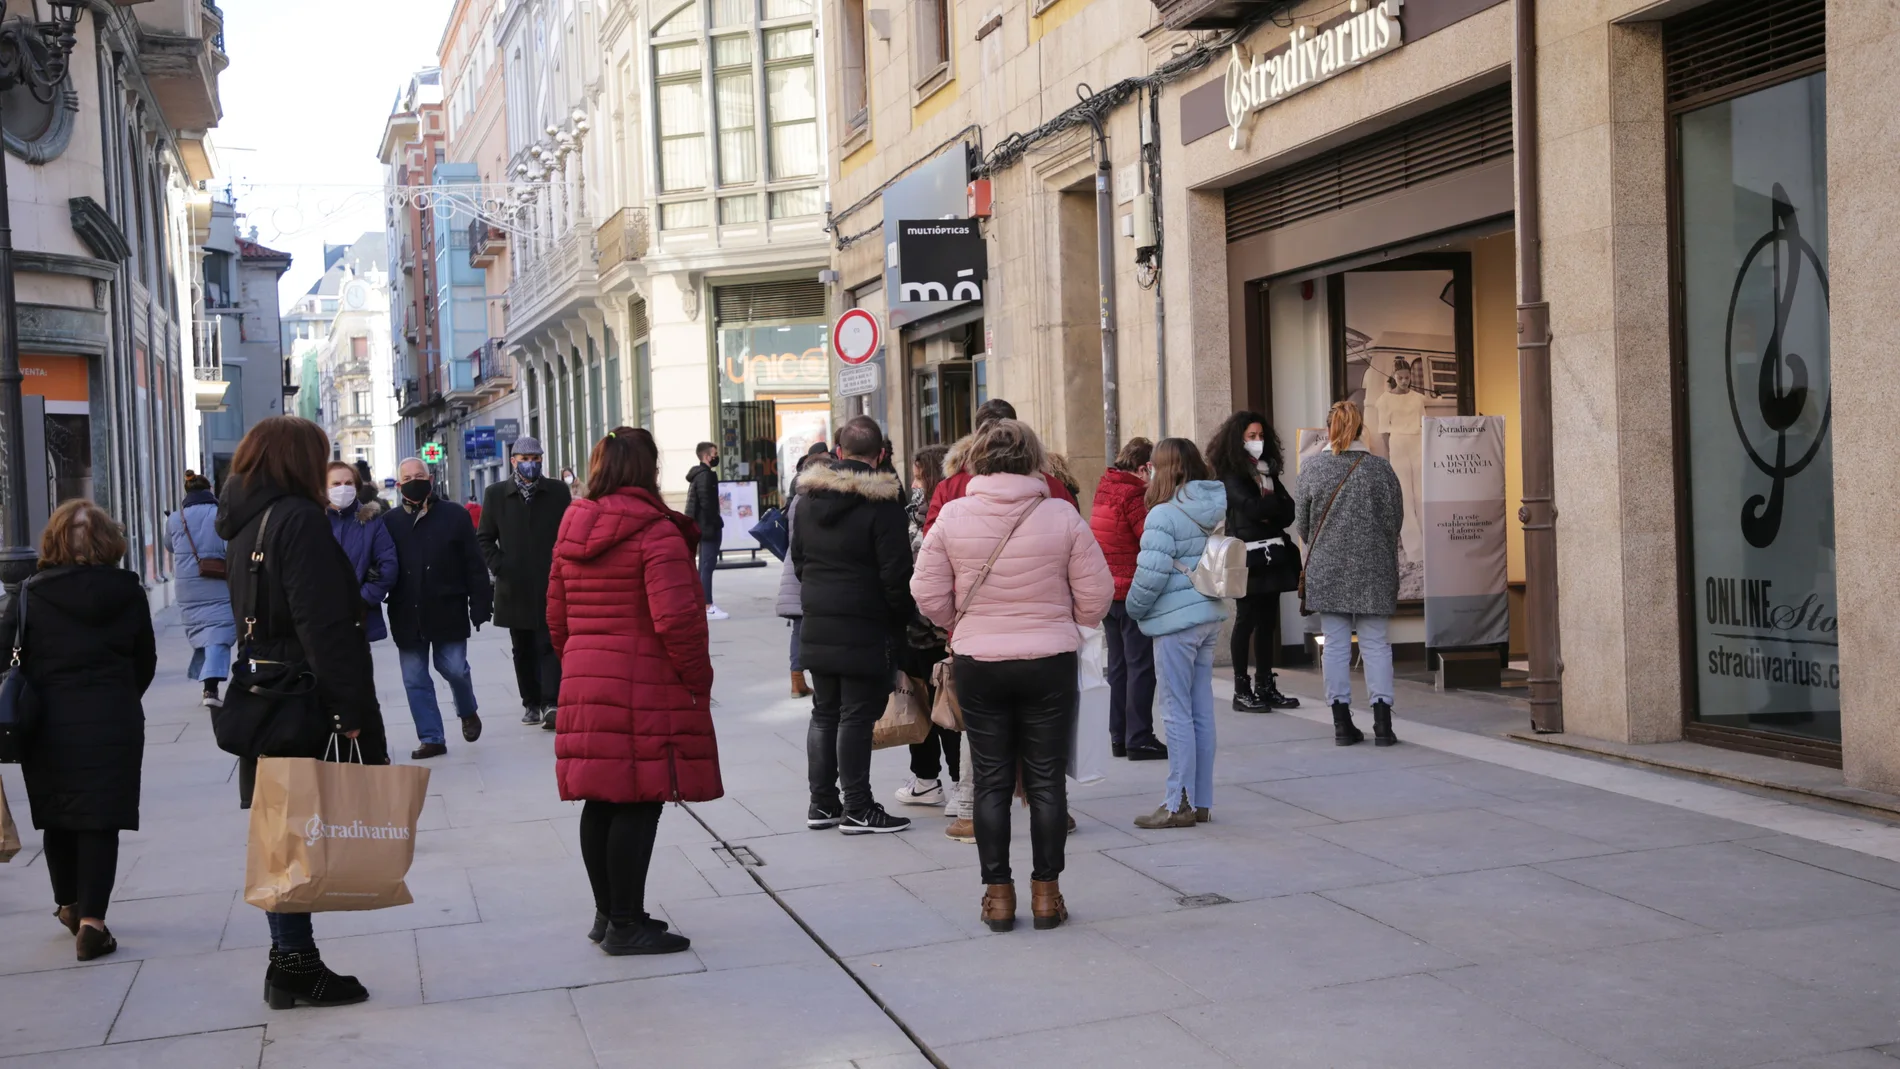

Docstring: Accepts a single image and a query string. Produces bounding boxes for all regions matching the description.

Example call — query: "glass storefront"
[1679,71,1836,743]
[716,320,830,503]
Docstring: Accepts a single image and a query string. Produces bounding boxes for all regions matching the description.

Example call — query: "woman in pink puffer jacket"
[912,419,1113,935]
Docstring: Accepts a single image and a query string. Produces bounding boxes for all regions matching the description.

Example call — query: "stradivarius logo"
[302,814,413,847]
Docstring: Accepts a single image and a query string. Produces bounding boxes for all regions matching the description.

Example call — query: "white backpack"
[1173,518,1249,600]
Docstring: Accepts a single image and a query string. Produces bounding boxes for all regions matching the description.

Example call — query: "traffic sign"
[420,441,445,465]
[833,308,880,366]
[839,363,879,398]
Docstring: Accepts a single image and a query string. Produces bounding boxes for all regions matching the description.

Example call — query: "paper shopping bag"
[245,756,431,912]
[873,672,933,750]
[1068,626,1110,785]
[0,776,19,863]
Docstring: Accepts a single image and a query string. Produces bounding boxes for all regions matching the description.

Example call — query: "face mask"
[326,485,358,511]
[400,479,432,504]
[515,459,541,481]
[1244,440,1265,460]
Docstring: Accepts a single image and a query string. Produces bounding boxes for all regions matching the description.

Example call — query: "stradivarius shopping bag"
[245,742,430,912]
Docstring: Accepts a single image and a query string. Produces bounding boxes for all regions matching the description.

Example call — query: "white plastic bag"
[1069,625,1110,784]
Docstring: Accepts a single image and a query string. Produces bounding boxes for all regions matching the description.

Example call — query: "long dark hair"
[584,427,660,499]
[230,416,331,505]
[912,445,948,504]
[1207,409,1283,479]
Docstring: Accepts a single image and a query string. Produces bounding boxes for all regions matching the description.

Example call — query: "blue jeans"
[399,640,479,745]
[266,911,315,952]
[1320,613,1394,706]
[1154,621,1219,810]
[699,533,721,604]
[189,643,232,681]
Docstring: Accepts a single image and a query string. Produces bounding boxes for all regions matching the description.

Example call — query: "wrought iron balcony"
[469,220,507,269]
[474,337,513,397]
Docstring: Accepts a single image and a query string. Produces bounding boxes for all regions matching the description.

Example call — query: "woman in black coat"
[216,416,387,1010]
[1,500,156,961]
[1207,410,1302,712]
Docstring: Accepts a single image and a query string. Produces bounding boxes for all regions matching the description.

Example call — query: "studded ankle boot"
[264,948,369,1010]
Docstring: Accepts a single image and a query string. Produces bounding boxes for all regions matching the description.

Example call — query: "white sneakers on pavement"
[705,605,729,621]
[892,777,943,807]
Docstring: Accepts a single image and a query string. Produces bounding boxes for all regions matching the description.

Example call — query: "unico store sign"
[1224,0,1405,150]
[896,219,986,303]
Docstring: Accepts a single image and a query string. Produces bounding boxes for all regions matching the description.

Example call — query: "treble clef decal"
[1725,182,1831,550]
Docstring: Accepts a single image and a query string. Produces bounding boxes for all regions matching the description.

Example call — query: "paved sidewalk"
[4,564,1900,1067]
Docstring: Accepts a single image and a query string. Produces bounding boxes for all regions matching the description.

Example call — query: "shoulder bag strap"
[1307,454,1367,556]
[240,505,276,655]
[948,500,1040,636]
[9,575,30,668]
[181,506,210,565]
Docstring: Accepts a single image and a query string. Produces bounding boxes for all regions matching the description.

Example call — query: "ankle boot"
[1332,701,1364,747]
[790,671,812,698]
[1372,701,1398,747]
[1261,673,1301,709]
[1031,879,1068,930]
[264,948,369,1009]
[981,883,1016,932]
[1231,673,1268,712]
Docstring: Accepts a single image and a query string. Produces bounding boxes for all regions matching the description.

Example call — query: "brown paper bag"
[245,756,431,912]
[0,776,19,863]
[872,673,932,750]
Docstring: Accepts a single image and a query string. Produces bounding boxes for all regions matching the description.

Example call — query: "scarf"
[183,488,217,509]
[515,472,538,503]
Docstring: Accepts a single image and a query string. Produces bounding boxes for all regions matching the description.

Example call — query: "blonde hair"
[1144,437,1211,509]
[1327,401,1364,455]
[965,419,1048,477]
[40,499,127,568]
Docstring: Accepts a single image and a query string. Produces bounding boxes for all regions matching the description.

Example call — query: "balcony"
[191,319,229,411]
[335,413,374,432]
[397,377,424,417]
[505,224,598,338]
[445,353,481,403]
[595,208,649,273]
[1151,0,1284,30]
[137,0,230,130]
[469,221,507,269]
[474,337,513,399]
[335,358,371,379]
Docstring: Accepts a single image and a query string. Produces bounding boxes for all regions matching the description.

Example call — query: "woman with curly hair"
[1206,410,1301,712]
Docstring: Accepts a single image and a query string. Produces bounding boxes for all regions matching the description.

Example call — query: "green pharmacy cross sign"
[420,441,445,465]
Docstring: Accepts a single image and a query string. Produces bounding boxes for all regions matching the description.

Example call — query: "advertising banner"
[1421,415,1508,649]
[895,219,987,304]
[718,480,761,554]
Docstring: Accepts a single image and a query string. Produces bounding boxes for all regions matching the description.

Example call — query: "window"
[720,194,761,224]
[660,200,711,229]
[711,0,748,27]
[654,1,700,35]
[840,0,868,133]
[714,36,756,184]
[350,335,368,360]
[763,0,811,15]
[912,0,949,90]
[353,390,370,415]
[605,327,623,429]
[769,187,822,219]
[764,28,817,180]
[655,43,706,191]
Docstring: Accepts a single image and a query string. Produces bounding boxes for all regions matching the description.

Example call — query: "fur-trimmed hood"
[798,460,905,534]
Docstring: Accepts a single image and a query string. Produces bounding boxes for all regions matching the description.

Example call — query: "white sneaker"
[705,605,729,621]
[944,786,960,818]
[892,777,943,807]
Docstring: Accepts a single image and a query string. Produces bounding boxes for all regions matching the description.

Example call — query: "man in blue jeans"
[683,441,726,620]
[383,457,494,759]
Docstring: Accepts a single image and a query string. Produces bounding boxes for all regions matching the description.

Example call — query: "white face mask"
[1243,439,1265,460]
[327,485,358,511]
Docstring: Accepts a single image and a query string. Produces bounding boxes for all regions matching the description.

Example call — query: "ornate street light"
[0,0,86,590]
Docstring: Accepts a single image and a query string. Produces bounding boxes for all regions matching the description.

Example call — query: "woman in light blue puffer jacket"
[1124,438,1227,831]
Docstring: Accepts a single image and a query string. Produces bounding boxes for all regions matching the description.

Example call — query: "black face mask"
[400,479,433,504]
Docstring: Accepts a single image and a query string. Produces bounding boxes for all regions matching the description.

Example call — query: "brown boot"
[1031,879,1068,930]
[981,883,1016,932]
[790,671,812,698]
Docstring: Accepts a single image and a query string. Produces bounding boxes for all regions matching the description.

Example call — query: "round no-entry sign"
[833,308,881,366]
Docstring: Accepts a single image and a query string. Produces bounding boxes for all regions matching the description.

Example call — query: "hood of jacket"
[556,486,679,563]
[685,463,713,484]
[941,433,977,477]
[1097,468,1145,496]
[215,473,309,541]
[28,565,147,627]
[1171,480,1229,530]
[964,472,1052,507]
[798,461,902,530]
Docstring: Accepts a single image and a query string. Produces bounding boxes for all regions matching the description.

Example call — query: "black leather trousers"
[954,652,1076,885]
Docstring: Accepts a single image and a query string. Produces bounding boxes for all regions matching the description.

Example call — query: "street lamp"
[0,0,86,590]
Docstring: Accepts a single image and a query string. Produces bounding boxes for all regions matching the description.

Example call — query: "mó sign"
[1224,0,1405,150]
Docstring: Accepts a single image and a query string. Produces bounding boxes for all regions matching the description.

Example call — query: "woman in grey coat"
[777,472,811,698]
[1294,401,1404,747]
[165,472,237,708]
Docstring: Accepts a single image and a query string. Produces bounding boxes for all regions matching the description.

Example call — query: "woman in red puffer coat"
[1088,437,1165,760]
[547,426,721,957]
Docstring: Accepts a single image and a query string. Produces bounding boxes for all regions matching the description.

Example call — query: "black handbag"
[212,505,327,758]
[0,576,40,763]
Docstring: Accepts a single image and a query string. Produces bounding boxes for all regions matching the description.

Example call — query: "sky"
[213,0,457,309]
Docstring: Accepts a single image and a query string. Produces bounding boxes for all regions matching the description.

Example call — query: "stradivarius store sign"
[1224,0,1404,150]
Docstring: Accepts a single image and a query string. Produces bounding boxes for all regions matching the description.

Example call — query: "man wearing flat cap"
[478,436,572,729]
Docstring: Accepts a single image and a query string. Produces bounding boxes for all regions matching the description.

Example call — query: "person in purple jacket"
[325,461,399,644]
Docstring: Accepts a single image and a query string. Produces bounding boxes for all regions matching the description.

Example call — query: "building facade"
[197,200,291,485]
[3,0,230,599]
[823,0,1900,789]
[378,70,446,478]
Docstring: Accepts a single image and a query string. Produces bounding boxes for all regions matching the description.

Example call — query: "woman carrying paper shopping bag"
[912,420,1112,933]
[1124,439,1229,830]
[548,427,721,956]
[217,416,390,1009]
[0,500,156,961]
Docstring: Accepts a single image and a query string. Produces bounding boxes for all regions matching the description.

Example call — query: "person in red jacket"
[1090,437,1166,761]
[547,426,721,957]
[922,399,1077,534]
[465,497,482,529]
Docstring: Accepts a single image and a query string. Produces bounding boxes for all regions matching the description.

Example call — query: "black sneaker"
[590,911,668,942]
[601,920,691,956]
[840,804,911,835]
[461,713,484,743]
[807,801,843,829]
[520,705,542,726]
[1126,743,1169,762]
[541,706,558,731]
